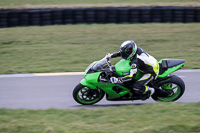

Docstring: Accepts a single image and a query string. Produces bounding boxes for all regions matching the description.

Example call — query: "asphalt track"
[0,70,199,109]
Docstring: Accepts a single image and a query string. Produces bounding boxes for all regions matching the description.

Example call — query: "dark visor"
[120,48,132,59]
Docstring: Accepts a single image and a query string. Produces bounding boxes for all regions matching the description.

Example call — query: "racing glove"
[105,53,112,59]
[110,77,123,84]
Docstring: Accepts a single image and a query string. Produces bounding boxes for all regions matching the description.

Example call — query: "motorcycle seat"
[159,59,185,75]
[160,59,185,68]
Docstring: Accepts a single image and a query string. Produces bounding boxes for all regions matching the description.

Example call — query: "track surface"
[0,70,199,109]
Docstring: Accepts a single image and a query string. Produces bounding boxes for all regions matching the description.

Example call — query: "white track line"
[177,69,200,72]
[33,72,84,76]
[0,72,84,78]
[178,76,186,78]
[0,69,199,78]
[0,74,35,78]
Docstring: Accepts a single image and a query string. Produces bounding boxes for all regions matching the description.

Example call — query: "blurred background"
[0,0,200,74]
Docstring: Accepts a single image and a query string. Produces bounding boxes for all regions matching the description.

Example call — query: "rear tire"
[73,83,105,105]
[152,75,185,102]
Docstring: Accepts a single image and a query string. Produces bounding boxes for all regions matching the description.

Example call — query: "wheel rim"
[157,83,181,102]
[77,87,103,104]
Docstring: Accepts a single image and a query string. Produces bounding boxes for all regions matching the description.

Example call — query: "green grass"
[0,102,199,133]
[0,23,200,74]
[0,0,200,9]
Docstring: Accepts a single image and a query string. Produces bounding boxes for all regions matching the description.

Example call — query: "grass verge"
[0,0,200,9]
[0,23,200,74]
[0,102,199,133]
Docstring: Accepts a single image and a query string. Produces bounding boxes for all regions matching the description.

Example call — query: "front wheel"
[152,75,185,102]
[73,83,105,105]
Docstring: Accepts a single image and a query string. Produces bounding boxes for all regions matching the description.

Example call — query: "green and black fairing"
[81,58,145,100]
[81,58,131,99]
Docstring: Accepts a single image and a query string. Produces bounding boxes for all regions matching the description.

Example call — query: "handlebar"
[105,58,113,72]
[106,58,111,66]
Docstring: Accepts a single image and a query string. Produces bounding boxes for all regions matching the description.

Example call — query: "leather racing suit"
[111,47,159,94]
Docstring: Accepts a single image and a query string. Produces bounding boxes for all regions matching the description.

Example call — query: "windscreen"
[91,58,108,71]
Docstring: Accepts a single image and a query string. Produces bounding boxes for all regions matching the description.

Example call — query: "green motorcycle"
[73,57,185,105]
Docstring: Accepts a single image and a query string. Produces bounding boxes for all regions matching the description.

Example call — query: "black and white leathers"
[111,48,159,83]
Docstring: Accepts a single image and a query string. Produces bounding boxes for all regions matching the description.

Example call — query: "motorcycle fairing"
[81,78,130,99]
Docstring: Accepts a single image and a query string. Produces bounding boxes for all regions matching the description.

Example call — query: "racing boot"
[140,86,155,101]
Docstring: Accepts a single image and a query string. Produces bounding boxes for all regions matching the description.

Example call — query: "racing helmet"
[120,40,137,60]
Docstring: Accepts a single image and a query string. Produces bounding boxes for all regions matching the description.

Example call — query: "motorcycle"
[73,56,185,105]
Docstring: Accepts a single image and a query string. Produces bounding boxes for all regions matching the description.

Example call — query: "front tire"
[152,75,185,102]
[73,83,105,105]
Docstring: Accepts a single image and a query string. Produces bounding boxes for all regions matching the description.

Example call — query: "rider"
[106,40,159,100]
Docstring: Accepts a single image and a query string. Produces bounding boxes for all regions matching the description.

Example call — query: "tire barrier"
[0,6,200,28]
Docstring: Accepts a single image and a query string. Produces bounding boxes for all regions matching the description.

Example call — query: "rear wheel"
[73,83,105,105]
[152,75,185,102]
